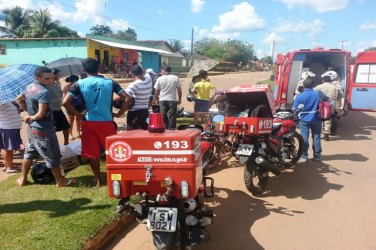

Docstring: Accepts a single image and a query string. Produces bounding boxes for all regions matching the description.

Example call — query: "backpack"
[318,100,331,121]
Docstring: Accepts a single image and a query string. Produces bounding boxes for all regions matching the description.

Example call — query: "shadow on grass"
[0,197,111,217]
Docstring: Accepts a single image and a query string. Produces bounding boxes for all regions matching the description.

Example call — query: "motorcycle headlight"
[185,215,199,226]
[181,181,189,198]
[112,181,121,197]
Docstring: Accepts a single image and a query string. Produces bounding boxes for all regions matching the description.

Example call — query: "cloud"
[372,41,376,47]
[194,26,241,41]
[262,32,285,45]
[276,0,349,13]
[191,0,205,13]
[273,19,325,39]
[360,20,376,30]
[212,2,265,33]
[107,19,130,31]
[256,49,267,59]
[0,0,32,9]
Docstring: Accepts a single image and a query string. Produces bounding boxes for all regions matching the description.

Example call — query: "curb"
[82,213,135,250]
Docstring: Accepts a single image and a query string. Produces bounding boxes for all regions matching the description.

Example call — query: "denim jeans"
[159,101,177,130]
[299,120,322,159]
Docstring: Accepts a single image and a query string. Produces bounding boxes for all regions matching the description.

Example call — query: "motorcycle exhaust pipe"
[255,156,281,175]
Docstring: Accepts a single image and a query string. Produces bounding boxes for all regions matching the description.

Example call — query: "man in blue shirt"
[293,79,322,162]
[63,58,128,187]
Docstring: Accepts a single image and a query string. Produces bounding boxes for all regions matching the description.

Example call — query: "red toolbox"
[106,129,202,199]
[219,84,276,135]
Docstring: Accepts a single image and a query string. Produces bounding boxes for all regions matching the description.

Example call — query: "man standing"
[191,70,216,125]
[315,71,344,140]
[49,68,70,145]
[293,79,322,162]
[125,65,153,130]
[154,65,182,130]
[16,66,76,187]
[63,58,128,187]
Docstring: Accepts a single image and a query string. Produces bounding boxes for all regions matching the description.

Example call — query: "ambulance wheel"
[249,104,272,118]
[244,161,268,195]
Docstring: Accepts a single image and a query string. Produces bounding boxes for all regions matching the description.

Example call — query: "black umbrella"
[47,57,85,76]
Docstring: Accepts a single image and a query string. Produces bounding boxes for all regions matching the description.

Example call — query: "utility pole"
[338,40,348,50]
[190,28,194,67]
[270,40,275,64]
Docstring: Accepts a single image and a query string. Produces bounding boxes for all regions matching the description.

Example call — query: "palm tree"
[0,6,31,37]
[90,25,113,36]
[168,39,184,52]
[26,9,60,38]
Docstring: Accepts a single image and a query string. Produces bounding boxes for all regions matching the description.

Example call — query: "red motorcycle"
[218,85,303,195]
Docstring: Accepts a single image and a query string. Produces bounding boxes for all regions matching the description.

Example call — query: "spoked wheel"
[244,160,269,195]
[207,144,221,169]
[282,132,303,168]
[220,139,233,162]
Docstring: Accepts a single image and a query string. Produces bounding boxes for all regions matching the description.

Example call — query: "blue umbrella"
[0,64,39,105]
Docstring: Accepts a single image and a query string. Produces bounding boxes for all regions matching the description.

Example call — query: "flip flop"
[6,168,20,173]
[56,178,77,188]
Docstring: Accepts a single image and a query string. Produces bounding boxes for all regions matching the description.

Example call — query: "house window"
[67,41,71,47]
[182,59,186,67]
[0,45,6,55]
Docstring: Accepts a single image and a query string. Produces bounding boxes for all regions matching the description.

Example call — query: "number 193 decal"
[154,140,189,149]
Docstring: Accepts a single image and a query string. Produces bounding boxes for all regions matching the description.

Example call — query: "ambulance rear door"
[349,51,376,111]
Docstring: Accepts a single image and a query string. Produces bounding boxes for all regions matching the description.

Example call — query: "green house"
[0,37,87,66]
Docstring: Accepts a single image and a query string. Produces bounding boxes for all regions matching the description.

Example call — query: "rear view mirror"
[213,115,225,123]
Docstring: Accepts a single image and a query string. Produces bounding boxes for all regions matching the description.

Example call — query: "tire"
[207,144,221,169]
[243,160,269,195]
[282,132,303,168]
[220,139,233,162]
[249,104,272,118]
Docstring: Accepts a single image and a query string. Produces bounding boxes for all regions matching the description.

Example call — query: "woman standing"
[63,75,84,140]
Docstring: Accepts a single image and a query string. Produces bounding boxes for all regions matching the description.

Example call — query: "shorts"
[53,110,70,131]
[24,127,61,168]
[0,129,22,150]
[127,109,149,130]
[81,121,116,159]
[194,99,210,112]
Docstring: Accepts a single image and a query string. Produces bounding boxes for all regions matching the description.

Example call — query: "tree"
[90,25,113,36]
[365,47,376,51]
[114,28,137,41]
[25,9,61,38]
[56,25,78,37]
[168,39,184,52]
[260,56,272,64]
[194,38,255,65]
[0,6,31,37]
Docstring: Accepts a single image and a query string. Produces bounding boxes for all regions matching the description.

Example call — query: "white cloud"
[212,2,265,33]
[273,19,325,39]
[191,0,205,13]
[276,0,349,13]
[372,41,376,47]
[262,32,285,45]
[360,20,376,30]
[107,19,130,31]
[0,0,32,9]
[194,26,241,41]
[157,9,163,14]
[256,49,267,59]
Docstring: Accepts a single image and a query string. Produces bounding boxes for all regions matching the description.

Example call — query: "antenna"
[338,40,348,50]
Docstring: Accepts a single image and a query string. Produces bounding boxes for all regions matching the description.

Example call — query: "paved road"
[105,72,376,250]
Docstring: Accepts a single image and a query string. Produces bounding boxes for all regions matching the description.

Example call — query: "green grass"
[257,78,275,91]
[0,163,119,250]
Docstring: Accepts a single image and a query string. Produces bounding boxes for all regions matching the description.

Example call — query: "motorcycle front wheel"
[282,132,303,168]
[244,160,269,195]
[220,139,233,162]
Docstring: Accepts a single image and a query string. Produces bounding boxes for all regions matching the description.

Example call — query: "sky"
[1,0,376,59]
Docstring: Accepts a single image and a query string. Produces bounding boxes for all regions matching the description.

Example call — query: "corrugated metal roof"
[89,38,173,55]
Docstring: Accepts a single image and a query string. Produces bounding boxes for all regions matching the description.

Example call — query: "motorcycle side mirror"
[270,74,275,81]
[213,115,225,123]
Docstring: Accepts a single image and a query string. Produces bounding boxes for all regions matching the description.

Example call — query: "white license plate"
[147,207,178,232]
[236,144,254,156]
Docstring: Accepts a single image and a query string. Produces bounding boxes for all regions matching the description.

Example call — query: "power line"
[46,0,191,41]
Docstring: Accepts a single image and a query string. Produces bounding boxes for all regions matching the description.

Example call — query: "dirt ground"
[104,72,376,250]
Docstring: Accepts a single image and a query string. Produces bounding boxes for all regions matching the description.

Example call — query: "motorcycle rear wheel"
[153,223,185,250]
[244,160,269,195]
[207,144,221,169]
[220,139,233,162]
[282,132,303,168]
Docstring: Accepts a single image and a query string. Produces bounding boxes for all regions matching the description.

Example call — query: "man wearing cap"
[49,68,70,145]
[154,65,182,130]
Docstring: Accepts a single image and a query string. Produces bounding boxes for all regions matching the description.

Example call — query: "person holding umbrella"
[16,66,76,187]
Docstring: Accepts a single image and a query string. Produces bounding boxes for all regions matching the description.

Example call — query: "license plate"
[236,144,254,156]
[147,207,178,232]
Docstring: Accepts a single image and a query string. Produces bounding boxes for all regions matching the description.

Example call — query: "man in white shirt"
[154,65,182,130]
